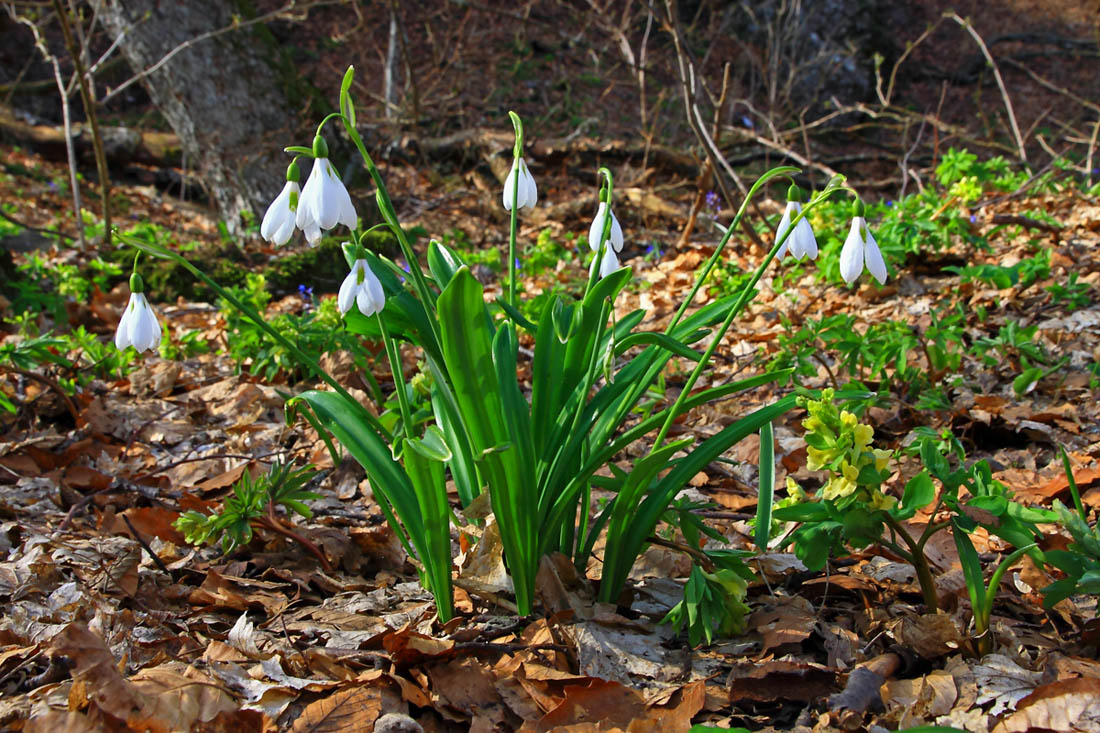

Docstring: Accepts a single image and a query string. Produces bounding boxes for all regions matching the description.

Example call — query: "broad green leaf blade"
[438,267,535,613]
[407,425,453,462]
[427,238,466,290]
[897,471,935,519]
[951,518,986,618]
[755,421,775,551]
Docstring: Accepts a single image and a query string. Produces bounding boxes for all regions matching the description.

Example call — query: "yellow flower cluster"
[797,390,895,510]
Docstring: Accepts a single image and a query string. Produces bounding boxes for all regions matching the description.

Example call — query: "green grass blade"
[755,420,775,551]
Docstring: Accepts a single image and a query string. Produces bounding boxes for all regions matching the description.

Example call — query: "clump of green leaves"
[776,391,1052,636]
[662,550,755,646]
[174,462,321,555]
[220,273,375,382]
[1042,501,1100,609]
[1041,450,1099,611]
[1046,272,1092,312]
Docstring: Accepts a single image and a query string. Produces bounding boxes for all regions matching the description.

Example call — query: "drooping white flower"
[775,200,818,260]
[839,212,887,285]
[338,258,386,317]
[588,201,624,255]
[260,180,300,246]
[502,158,537,211]
[295,142,357,245]
[589,248,623,280]
[114,288,161,353]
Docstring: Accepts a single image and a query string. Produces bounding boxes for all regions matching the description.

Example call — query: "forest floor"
[2,132,1100,733]
[1,0,1100,729]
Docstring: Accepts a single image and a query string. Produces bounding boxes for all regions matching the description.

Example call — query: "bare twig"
[9,6,86,250]
[946,12,1028,162]
[53,0,111,248]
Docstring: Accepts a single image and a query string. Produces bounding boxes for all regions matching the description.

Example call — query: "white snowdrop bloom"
[839,213,887,285]
[295,155,357,245]
[588,201,624,255]
[260,180,300,246]
[114,291,161,353]
[338,258,386,317]
[775,200,818,260]
[502,158,537,211]
[589,248,624,280]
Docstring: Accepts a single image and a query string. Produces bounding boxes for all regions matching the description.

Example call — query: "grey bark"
[95,1,296,231]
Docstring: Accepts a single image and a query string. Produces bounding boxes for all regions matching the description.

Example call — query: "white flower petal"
[315,160,343,230]
[130,295,161,353]
[260,182,295,243]
[272,214,296,246]
[839,218,865,285]
[114,293,137,349]
[362,265,386,313]
[521,161,538,208]
[502,163,518,211]
[598,249,620,279]
[336,187,358,231]
[296,159,324,232]
[337,263,362,314]
[863,228,888,284]
[609,210,624,253]
[775,202,797,259]
[303,221,322,246]
[795,217,818,260]
[589,202,611,252]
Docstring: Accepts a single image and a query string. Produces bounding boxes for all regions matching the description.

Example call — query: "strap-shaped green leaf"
[600,395,798,601]
[951,518,987,619]
[614,331,706,361]
[755,421,775,551]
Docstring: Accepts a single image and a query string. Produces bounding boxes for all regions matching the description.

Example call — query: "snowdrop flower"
[589,248,621,280]
[503,157,537,211]
[839,201,887,285]
[114,273,161,353]
[338,253,386,317]
[588,200,624,257]
[587,191,627,280]
[260,162,300,246]
[775,186,818,260]
[295,136,357,245]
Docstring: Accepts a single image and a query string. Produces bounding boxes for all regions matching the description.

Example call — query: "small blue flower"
[705,190,721,213]
[970,215,976,223]
[885,200,894,208]
[298,284,314,298]
[48,181,58,192]
[514,257,522,270]
[741,115,754,129]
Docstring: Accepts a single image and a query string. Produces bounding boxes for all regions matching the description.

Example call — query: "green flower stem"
[508,164,520,310]
[377,311,414,438]
[665,166,799,335]
[338,114,442,347]
[651,178,829,450]
[885,513,941,611]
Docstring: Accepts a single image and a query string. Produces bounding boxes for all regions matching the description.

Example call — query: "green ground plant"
[772,391,1053,652]
[122,67,859,624]
[174,462,329,568]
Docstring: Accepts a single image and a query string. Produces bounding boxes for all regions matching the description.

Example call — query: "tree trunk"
[95,1,299,231]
